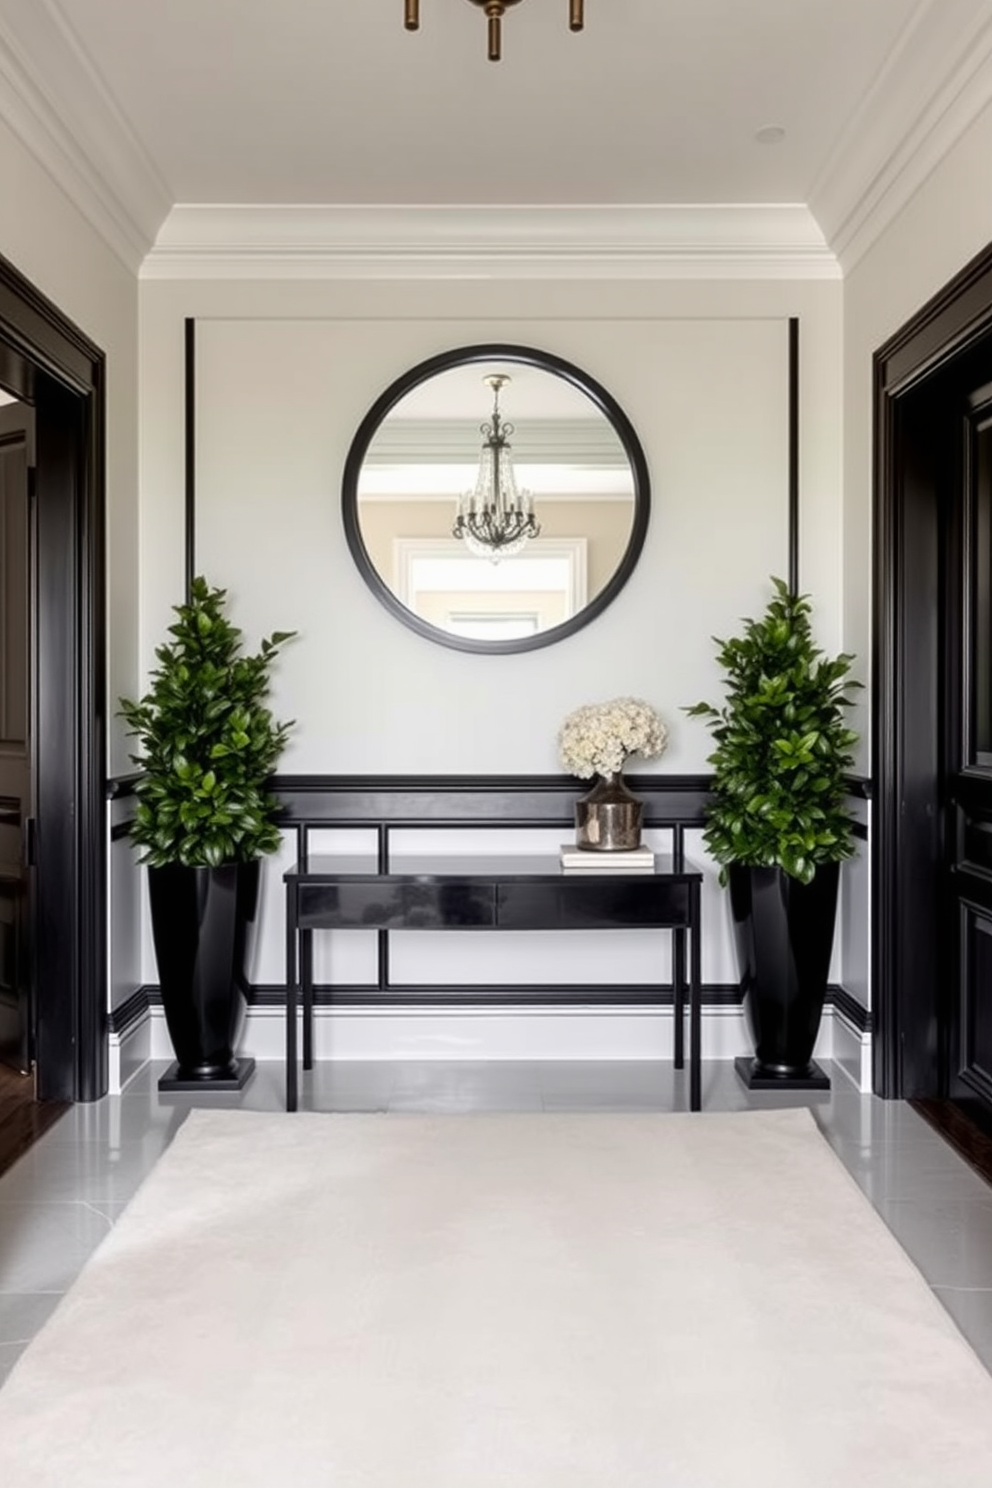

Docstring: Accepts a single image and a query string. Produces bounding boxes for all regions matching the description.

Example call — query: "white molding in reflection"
[393,536,588,633]
[142,204,841,281]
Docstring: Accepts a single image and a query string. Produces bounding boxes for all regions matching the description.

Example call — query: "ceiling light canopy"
[405,0,585,63]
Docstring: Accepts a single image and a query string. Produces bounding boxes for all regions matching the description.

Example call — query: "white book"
[561,863,656,875]
[559,843,655,867]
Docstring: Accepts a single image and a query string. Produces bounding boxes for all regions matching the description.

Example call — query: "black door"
[0,399,33,1074]
[0,252,107,1104]
[945,369,992,1133]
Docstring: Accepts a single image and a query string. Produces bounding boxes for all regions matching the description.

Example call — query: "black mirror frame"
[341,344,651,655]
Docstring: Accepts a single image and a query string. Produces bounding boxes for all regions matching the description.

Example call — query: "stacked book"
[559,843,656,874]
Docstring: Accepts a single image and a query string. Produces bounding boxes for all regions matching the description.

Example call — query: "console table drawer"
[297,880,496,930]
[497,878,691,930]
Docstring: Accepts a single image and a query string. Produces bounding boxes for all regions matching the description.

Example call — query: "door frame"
[0,251,106,1102]
[874,240,992,1097]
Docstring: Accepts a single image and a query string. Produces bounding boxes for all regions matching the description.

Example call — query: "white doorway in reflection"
[394,537,588,640]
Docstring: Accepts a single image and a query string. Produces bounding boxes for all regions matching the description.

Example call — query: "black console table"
[283,852,704,1112]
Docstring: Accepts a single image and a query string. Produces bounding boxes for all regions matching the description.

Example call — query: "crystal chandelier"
[453,374,541,560]
[405,1,585,63]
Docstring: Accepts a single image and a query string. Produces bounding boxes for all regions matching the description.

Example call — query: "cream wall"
[0,112,141,1017]
[137,276,846,1033]
[140,277,843,775]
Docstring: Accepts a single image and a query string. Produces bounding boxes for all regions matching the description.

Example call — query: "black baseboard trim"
[114,982,867,1034]
[829,985,872,1034]
[108,986,150,1037]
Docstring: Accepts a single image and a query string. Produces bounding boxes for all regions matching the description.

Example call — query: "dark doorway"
[0,253,106,1104]
[875,243,992,1137]
[0,397,34,1074]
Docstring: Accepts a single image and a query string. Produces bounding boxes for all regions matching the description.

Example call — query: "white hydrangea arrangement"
[558,696,668,779]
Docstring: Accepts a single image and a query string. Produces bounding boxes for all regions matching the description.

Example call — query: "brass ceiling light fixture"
[405,1,584,63]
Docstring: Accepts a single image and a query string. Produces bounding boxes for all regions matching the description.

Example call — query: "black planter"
[728,861,839,1086]
[148,860,260,1087]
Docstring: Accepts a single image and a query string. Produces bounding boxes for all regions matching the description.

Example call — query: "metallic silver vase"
[574,771,644,850]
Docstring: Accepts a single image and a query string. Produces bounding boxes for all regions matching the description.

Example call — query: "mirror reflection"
[343,347,649,654]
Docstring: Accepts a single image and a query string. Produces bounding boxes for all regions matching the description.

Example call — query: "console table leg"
[672,927,685,1070]
[689,881,702,1112]
[302,929,314,1071]
[285,896,298,1113]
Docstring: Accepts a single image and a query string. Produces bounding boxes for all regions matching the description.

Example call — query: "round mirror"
[342,344,650,654]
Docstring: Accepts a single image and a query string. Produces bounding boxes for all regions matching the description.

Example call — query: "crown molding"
[141,203,840,281]
[808,0,992,275]
[0,0,170,273]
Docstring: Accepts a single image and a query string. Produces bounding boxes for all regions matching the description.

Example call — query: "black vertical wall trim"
[788,317,799,595]
[184,317,195,597]
[76,358,108,1101]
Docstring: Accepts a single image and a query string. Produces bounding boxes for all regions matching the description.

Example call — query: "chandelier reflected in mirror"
[453,374,541,561]
[405,0,584,63]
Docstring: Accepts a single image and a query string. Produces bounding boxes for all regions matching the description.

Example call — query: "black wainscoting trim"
[110,820,133,843]
[115,776,874,1036]
[107,773,140,799]
[271,773,714,826]
[244,982,747,1010]
[852,822,868,842]
[116,771,873,821]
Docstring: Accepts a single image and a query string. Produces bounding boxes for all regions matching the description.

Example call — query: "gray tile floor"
[1,1058,991,1386]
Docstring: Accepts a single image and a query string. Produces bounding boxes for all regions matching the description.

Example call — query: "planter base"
[734,1055,831,1091]
[158,1056,256,1093]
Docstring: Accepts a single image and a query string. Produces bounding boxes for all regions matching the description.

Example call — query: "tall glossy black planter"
[729,861,839,1089]
[148,860,259,1091]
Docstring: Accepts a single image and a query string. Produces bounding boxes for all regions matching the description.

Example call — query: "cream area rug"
[2,1108,992,1487]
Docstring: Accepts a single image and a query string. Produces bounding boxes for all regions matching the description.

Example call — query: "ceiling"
[0,0,990,271]
[33,0,925,205]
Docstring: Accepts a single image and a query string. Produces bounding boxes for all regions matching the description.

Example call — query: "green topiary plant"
[119,577,296,868]
[685,577,861,885]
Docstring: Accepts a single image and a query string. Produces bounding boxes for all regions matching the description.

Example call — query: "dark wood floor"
[0,1064,68,1179]
[910,1097,992,1189]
